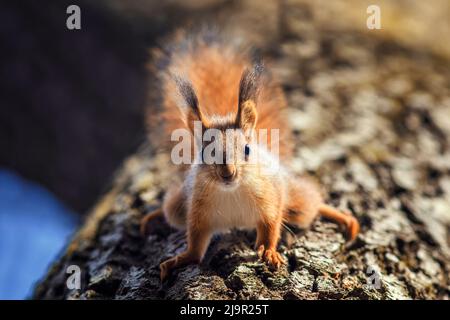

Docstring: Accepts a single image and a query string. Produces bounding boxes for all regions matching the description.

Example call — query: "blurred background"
[0,0,449,299]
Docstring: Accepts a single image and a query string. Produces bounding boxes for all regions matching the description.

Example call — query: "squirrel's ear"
[237,100,257,131]
[174,76,207,132]
[236,63,263,130]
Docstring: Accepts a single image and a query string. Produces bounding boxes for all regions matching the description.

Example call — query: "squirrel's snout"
[217,165,236,182]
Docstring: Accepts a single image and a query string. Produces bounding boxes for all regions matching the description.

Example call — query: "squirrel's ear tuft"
[174,76,206,131]
[174,76,199,115]
[236,63,263,130]
[238,63,264,105]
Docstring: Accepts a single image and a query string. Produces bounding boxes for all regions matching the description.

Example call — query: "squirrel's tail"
[146,28,292,161]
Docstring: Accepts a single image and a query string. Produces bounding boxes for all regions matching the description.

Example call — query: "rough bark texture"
[34,0,450,299]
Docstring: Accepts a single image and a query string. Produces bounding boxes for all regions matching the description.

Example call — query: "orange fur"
[142,30,360,281]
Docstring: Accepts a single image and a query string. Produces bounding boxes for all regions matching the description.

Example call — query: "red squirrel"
[141,31,360,281]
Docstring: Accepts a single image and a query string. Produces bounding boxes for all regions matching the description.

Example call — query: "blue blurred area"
[0,168,79,299]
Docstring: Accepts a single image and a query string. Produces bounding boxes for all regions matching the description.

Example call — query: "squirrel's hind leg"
[283,177,324,229]
[284,177,360,241]
[318,204,360,241]
[140,183,186,236]
[140,208,163,236]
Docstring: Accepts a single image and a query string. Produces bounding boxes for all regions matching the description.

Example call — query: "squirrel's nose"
[218,165,236,181]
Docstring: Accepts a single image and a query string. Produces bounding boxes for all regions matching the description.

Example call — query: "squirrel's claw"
[257,245,285,269]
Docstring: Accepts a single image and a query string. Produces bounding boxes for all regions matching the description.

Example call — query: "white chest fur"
[207,185,261,231]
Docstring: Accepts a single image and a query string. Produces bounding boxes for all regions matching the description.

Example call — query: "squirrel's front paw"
[257,245,285,269]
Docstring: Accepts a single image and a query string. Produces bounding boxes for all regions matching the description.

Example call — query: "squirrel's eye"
[244,144,250,157]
